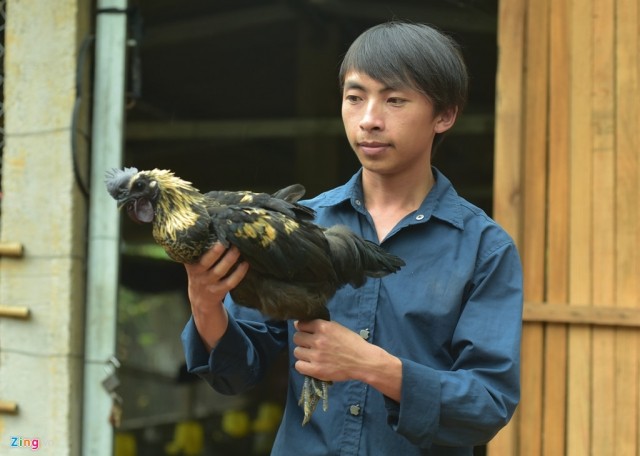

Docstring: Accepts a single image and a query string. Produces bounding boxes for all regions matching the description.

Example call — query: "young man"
[181,21,523,455]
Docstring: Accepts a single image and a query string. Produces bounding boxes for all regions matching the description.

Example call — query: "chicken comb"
[105,167,139,199]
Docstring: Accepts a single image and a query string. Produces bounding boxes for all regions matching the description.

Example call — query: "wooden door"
[490,0,640,454]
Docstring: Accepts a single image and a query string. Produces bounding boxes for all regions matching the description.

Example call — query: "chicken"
[105,167,405,424]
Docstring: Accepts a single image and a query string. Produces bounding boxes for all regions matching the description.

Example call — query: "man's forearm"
[192,301,229,352]
[354,344,403,403]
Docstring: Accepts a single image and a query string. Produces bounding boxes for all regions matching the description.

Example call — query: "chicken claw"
[299,376,331,425]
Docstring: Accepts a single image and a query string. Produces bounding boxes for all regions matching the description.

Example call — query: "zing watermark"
[9,436,43,450]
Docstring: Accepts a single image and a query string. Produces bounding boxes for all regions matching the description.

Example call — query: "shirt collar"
[319,167,464,230]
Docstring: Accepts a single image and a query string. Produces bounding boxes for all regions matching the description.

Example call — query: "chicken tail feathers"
[271,184,316,221]
[324,225,405,288]
[272,184,306,203]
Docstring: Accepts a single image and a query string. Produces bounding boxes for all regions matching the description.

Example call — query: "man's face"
[341,71,455,176]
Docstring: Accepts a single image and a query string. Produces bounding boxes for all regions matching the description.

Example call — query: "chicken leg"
[299,376,331,426]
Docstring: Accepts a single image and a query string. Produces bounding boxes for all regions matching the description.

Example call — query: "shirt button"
[355,199,362,206]
[415,214,425,220]
[349,404,361,416]
[359,328,370,340]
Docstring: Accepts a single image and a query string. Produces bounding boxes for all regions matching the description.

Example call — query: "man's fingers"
[293,346,313,364]
[187,242,227,271]
[223,261,250,289]
[292,327,316,350]
[295,319,328,334]
[294,319,314,332]
[184,244,248,297]
[210,246,242,278]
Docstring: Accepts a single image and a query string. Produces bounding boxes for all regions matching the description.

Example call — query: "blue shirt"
[182,168,523,455]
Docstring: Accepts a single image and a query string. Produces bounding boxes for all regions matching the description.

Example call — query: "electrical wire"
[71,33,95,200]
[72,6,143,200]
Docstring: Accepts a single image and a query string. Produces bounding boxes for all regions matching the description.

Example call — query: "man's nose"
[359,102,384,131]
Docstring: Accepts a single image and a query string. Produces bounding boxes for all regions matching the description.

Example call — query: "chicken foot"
[299,375,331,425]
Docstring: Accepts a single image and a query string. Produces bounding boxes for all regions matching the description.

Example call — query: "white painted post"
[82,1,128,455]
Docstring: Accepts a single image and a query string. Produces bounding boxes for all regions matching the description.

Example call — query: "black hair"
[339,21,468,148]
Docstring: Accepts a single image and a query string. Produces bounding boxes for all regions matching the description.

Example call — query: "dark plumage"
[105,167,405,424]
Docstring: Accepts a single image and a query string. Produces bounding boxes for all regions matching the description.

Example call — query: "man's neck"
[361,167,434,241]
[362,167,434,213]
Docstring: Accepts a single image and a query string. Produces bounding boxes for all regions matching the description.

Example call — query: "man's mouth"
[358,141,390,154]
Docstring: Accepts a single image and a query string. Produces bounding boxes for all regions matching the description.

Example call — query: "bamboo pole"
[0,242,24,257]
[518,0,550,453]
[0,305,31,319]
[567,0,594,453]
[544,0,571,450]
[488,0,526,453]
[590,0,616,452]
[614,0,639,453]
[0,401,19,415]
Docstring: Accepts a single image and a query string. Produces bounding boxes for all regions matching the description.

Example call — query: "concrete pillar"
[0,1,91,455]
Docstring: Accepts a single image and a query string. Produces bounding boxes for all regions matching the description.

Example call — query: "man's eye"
[388,97,406,106]
[345,95,361,103]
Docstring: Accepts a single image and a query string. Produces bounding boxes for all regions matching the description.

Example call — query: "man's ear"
[434,107,458,134]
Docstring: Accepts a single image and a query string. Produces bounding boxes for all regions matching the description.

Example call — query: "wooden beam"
[141,5,296,48]
[308,0,497,34]
[125,114,494,141]
[0,305,31,319]
[0,401,19,415]
[524,302,640,327]
[0,242,24,257]
[141,2,497,48]
[127,118,343,140]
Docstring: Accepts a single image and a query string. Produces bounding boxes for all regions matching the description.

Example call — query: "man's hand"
[184,243,249,351]
[293,320,403,402]
[293,320,365,382]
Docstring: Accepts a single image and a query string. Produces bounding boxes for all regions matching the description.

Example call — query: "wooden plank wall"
[489,0,640,454]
